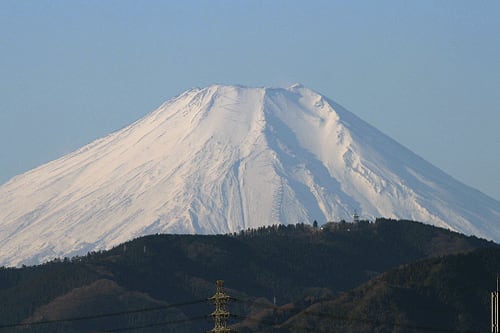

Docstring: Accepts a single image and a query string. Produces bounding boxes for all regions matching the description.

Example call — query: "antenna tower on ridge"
[353,210,360,223]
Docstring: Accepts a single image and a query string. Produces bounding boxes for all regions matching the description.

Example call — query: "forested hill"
[0,218,496,332]
[268,246,500,333]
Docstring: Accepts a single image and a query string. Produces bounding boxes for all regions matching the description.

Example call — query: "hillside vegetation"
[0,218,496,332]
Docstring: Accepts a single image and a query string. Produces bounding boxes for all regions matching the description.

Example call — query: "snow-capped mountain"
[0,84,499,266]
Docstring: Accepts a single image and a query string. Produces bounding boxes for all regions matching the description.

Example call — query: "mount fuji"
[1,84,499,266]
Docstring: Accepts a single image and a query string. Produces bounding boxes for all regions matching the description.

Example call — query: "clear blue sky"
[1,0,499,200]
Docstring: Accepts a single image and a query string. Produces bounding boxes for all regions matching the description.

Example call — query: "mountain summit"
[1,84,499,266]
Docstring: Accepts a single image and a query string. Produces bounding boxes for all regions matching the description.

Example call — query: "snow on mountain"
[0,84,499,266]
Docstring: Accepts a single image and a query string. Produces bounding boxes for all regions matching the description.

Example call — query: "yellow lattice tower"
[207,280,232,333]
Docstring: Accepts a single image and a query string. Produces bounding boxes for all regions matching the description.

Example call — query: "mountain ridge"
[0,84,499,266]
[0,219,496,332]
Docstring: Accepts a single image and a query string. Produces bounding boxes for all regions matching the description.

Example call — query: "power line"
[0,294,484,332]
[232,311,480,333]
[103,315,209,332]
[0,298,207,330]
[231,297,480,333]
[294,309,478,333]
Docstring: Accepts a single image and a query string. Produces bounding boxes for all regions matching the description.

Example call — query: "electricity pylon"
[208,280,232,333]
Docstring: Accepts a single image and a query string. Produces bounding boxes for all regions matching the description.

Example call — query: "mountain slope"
[0,220,495,332]
[0,84,499,266]
[277,246,500,333]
